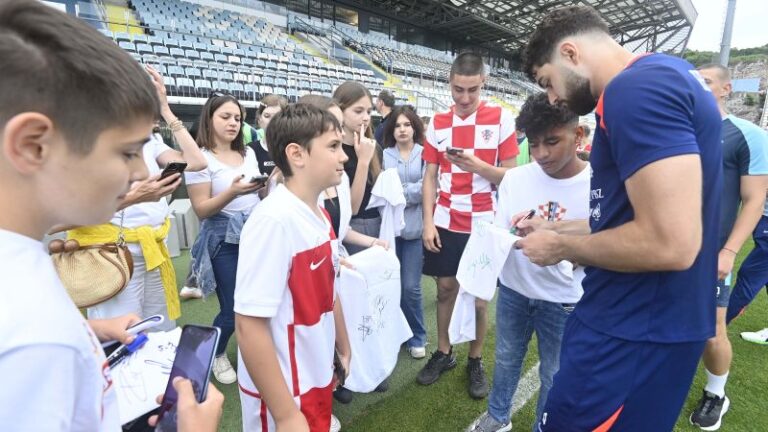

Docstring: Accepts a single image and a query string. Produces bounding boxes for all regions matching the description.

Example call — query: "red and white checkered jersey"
[423,102,518,233]
[235,184,338,432]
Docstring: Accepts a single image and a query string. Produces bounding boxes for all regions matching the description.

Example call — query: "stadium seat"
[195,79,212,97]
[203,69,218,80]
[136,43,153,55]
[152,45,169,56]
[185,49,200,60]
[118,41,135,51]
[168,65,185,77]
[185,67,202,79]
[169,47,185,58]
[200,52,215,62]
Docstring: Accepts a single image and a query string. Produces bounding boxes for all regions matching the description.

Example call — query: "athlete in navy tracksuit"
[520,6,722,431]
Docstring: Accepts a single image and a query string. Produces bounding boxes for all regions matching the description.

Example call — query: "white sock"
[704,369,729,398]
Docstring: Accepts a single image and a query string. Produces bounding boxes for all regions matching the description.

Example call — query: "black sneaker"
[690,390,730,431]
[333,386,354,404]
[467,357,489,399]
[416,350,457,385]
[374,377,389,392]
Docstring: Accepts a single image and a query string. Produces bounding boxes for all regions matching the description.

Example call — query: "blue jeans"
[396,237,427,348]
[488,285,572,430]
[211,241,238,355]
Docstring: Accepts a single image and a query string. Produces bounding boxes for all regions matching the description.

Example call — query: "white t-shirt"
[234,185,337,430]
[111,133,172,229]
[0,229,121,430]
[185,147,261,216]
[495,162,591,303]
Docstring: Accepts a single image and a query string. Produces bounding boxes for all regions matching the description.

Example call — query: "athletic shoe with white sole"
[466,411,511,432]
[740,327,768,345]
[330,414,341,432]
[212,354,237,385]
[690,390,730,431]
[408,346,426,359]
[179,286,203,299]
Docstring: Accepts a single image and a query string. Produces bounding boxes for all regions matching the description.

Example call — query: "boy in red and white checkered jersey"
[418,52,519,399]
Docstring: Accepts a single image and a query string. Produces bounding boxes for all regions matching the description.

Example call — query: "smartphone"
[160,162,188,180]
[446,146,464,155]
[155,325,221,432]
[249,174,269,187]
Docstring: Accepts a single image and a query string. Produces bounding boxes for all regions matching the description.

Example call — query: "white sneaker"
[212,354,237,384]
[179,286,203,300]
[330,414,342,432]
[408,346,426,359]
[740,327,768,345]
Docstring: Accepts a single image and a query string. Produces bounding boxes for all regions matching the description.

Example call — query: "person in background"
[185,93,264,385]
[382,105,428,359]
[374,89,396,146]
[0,1,222,429]
[71,66,207,332]
[244,94,288,176]
[333,81,385,255]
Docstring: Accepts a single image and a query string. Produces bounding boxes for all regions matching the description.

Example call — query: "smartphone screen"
[160,162,188,180]
[156,325,220,432]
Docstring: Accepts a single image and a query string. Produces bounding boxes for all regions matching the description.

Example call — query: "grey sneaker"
[467,357,489,399]
[416,350,457,385]
[467,411,511,432]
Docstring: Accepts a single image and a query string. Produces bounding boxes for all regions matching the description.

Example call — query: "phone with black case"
[155,325,220,432]
[160,162,187,180]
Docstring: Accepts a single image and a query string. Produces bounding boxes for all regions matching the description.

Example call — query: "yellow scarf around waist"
[67,218,180,319]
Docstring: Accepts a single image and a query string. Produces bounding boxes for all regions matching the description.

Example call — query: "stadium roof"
[335,0,697,59]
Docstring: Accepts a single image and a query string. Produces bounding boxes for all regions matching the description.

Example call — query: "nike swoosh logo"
[310,257,326,271]
[438,138,447,145]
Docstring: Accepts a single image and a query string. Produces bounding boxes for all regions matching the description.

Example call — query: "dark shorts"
[716,274,732,308]
[422,227,470,277]
[538,317,706,432]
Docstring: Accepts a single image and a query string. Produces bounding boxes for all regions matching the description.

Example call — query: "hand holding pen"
[510,209,550,237]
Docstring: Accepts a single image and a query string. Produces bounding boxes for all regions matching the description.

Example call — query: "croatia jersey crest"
[481,129,494,144]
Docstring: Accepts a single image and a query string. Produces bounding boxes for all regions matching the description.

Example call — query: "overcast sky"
[687,0,767,51]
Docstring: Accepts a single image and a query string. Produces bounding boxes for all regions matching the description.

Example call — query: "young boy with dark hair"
[470,93,589,432]
[235,104,352,432]
[0,0,222,430]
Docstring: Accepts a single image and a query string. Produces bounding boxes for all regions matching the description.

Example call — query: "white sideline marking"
[466,362,541,431]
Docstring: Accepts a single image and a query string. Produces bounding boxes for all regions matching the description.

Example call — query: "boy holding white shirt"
[469,93,590,432]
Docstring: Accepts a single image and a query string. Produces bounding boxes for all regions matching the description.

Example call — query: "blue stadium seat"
[133,34,149,44]
[168,65,185,77]
[214,53,228,63]
[219,71,233,82]
[185,67,202,79]
[195,79,212,97]
[203,69,218,80]
[115,32,132,43]
[118,41,135,51]
[200,52,215,62]
[164,38,180,49]
[169,47,185,58]
[176,77,194,96]
[194,42,209,52]
[136,43,153,55]
[185,49,200,60]
[148,35,164,46]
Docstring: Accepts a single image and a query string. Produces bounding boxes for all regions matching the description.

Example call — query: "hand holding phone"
[160,162,188,180]
[155,325,221,432]
[446,146,464,155]
[249,174,269,187]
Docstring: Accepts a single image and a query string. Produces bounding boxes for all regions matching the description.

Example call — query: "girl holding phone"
[185,92,263,385]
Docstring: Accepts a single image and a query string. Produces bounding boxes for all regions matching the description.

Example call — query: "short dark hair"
[378,90,395,108]
[516,93,578,140]
[382,105,425,148]
[196,93,245,155]
[523,5,609,80]
[0,0,159,154]
[267,103,341,178]
[698,63,731,81]
[450,52,485,78]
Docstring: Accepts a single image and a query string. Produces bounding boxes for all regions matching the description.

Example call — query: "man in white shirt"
[469,93,590,432]
[0,1,222,430]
